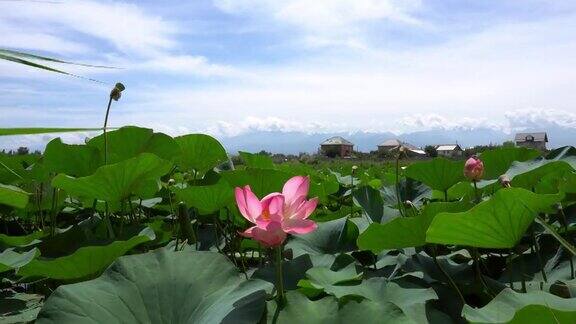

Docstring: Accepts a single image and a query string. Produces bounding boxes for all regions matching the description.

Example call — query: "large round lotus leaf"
[36,250,272,324]
[173,179,234,214]
[353,185,384,222]
[463,288,576,323]
[286,217,359,259]
[266,290,417,324]
[18,229,155,281]
[358,200,472,252]
[87,126,179,165]
[220,168,292,198]
[0,231,46,247]
[0,248,38,273]
[42,138,100,177]
[0,290,44,324]
[478,146,576,190]
[175,134,228,174]
[52,153,172,202]
[0,184,29,209]
[479,146,540,180]
[0,154,38,183]
[329,278,437,324]
[426,188,563,248]
[239,151,275,169]
[404,157,465,192]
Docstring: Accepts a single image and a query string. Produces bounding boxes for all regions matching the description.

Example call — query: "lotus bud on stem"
[103,82,125,164]
[464,155,484,203]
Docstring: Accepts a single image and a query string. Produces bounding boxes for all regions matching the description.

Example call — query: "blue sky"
[1,0,576,148]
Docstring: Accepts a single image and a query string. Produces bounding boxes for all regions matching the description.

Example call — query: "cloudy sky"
[1,0,576,145]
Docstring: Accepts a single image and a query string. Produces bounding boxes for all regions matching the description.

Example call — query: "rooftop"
[515,132,548,142]
[320,136,354,146]
[436,144,461,151]
[378,139,419,150]
[379,139,402,147]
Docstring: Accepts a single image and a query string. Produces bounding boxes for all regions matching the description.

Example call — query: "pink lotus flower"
[235,176,318,247]
[464,156,484,181]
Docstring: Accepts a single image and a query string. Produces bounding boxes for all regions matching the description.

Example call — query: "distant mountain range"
[217,127,576,154]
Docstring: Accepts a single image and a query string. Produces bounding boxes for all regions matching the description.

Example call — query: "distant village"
[319,132,549,158]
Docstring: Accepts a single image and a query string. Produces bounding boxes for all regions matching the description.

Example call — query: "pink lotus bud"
[464,156,484,181]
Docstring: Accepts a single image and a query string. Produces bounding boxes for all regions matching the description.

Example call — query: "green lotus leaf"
[463,288,576,323]
[0,184,29,209]
[0,154,38,183]
[87,126,179,165]
[480,146,540,180]
[405,157,465,192]
[239,151,275,169]
[175,134,228,174]
[0,290,44,324]
[286,217,359,260]
[0,248,39,273]
[173,179,234,214]
[353,185,384,222]
[42,138,100,177]
[426,188,563,248]
[252,254,313,290]
[52,153,172,202]
[308,174,339,204]
[478,146,576,190]
[0,231,46,247]
[298,263,363,296]
[328,277,438,324]
[267,292,413,324]
[221,168,292,198]
[18,229,155,281]
[358,200,472,252]
[36,250,272,324]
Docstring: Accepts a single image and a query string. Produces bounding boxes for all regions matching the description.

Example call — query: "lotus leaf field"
[1,126,576,323]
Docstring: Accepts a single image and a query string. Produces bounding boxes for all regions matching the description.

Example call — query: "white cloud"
[0,1,234,78]
[505,108,576,130]
[0,0,176,56]
[214,0,424,48]
[215,0,422,28]
[203,116,344,137]
[134,55,238,77]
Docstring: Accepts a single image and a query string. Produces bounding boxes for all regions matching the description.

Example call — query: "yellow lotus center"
[262,209,271,221]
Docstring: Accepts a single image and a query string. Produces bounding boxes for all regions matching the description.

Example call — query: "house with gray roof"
[378,139,425,156]
[514,132,548,150]
[320,136,354,157]
[435,144,463,158]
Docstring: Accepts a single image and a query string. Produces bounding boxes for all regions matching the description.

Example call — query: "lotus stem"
[431,245,465,305]
[531,227,547,282]
[395,153,404,217]
[103,96,113,165]
[275,246,286,306]
[519,251,527,293]
[177,202,196,244]
[104,201,115,240]
[472,248,494,297]
[473,180,480,204]
[557,207,575,279]
[535,215,576,256]
[49,187,59,236]
[350,167,354,217]
[103,82,124,165]
[507,250,514,290]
